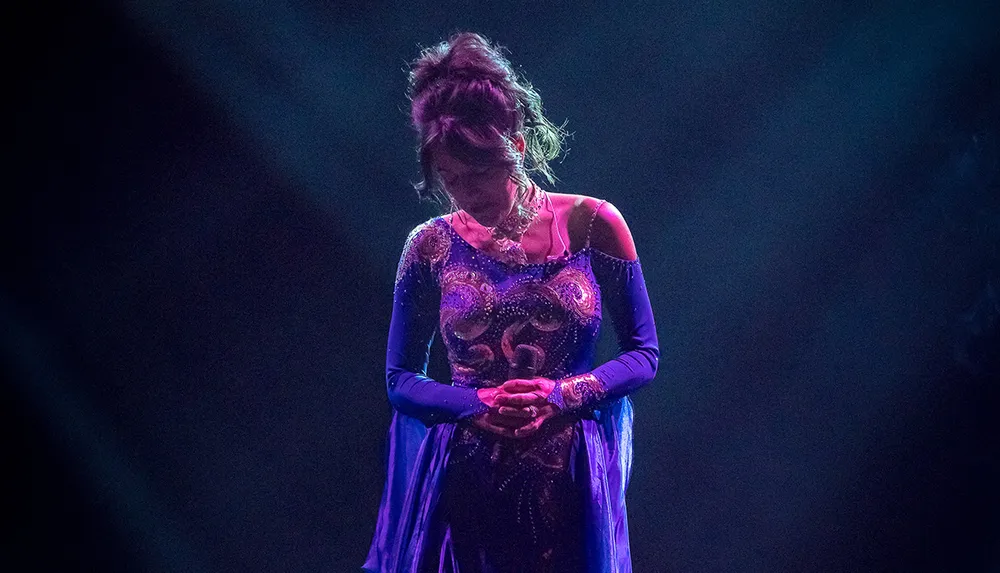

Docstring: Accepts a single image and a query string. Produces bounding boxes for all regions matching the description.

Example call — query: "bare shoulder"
[550,192,638,260]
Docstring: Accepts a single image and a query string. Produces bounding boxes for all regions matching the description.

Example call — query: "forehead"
[431,149,475,173]
[431,144,509,174]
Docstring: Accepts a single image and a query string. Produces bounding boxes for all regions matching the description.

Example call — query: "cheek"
[482,172,514,199]
[444,170,513,210]
[446,186,476,205]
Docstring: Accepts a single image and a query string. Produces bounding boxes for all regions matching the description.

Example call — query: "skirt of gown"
[363,396,636,573]
[420,419,585,573]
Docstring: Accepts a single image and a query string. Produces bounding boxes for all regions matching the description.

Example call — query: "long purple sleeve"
[550,249,659,412]
[385,223,487,426]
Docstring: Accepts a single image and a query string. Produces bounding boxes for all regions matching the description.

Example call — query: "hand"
[470,382,561,439]
[468,410,531,438]
[495,378,562,439]
[496,377,556,409]
[469,387,535,438]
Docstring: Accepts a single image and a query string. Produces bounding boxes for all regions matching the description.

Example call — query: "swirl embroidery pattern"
[436,247,601,388]
[394,221,451,285]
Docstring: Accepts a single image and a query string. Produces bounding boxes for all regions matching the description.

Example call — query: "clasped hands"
[472,377,561,439]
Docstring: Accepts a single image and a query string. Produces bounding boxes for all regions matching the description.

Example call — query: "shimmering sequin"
[450,344,495,376]
[377,212,656,573]
[430,219,603,388]
[440,267,496,341]
[417,217,609,568]
[500,320,530,363]
[394,221,451,285]
[557,372,606,410]
[444,419,581,570]
[548,266,599,321]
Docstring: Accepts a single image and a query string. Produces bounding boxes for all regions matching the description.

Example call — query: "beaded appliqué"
[484,186,545,266]
[446,419,579,560]
[547,266,599,321]
[394,221,451,285]
[440,267,496,341]
[548,372,606,411]
[437,254,601,388]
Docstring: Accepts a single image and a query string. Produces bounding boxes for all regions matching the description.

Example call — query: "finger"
[513,416,545,439]
[488,412,533,428]
[495,392,547,407]
[500,379,542,392]
[497,406,534,418]
[473,418,518,437]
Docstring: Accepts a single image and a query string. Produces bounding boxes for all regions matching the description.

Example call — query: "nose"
[450,179,486,200]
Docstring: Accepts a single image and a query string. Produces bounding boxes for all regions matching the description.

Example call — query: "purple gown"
[363,213,659,573]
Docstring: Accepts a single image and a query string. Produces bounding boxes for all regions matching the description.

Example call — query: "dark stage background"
[7,1,999,571]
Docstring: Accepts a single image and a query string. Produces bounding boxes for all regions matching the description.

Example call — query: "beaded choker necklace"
[454,184,546,266]
[487,185,545,265]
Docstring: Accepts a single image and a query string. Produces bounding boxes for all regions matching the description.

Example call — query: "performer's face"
[433,150,516,228]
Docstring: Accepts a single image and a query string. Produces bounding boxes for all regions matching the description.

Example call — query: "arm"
[385,222,487,426]
[549,201,659,411]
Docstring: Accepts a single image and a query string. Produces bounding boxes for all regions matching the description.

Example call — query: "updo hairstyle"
[408,32,566,208]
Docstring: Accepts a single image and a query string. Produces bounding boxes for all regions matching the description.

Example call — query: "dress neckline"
[437,217,591,269]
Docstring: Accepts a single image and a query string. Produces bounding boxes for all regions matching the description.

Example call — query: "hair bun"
[410,33,512,96]
[411,62,500,96]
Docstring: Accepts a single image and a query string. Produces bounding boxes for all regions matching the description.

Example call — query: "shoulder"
[403,217,447,244]
[396,217,452,281]
[553,193,638,261]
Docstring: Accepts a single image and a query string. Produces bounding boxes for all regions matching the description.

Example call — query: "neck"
[496,185,542,234]
[455,186,546,266]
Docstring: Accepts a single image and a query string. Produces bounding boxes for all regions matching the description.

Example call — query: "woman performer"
[364,32,659,573]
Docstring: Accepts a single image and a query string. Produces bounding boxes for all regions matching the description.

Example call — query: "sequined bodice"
[402,217,603,389]
[382,213,658,571]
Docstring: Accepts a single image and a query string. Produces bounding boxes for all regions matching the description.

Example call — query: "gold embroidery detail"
[440,267,496,341]
[548,266,598,321]
[559,373,605,410]
[394,221,451,284]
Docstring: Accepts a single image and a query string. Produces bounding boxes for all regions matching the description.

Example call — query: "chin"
[469,209,503,227]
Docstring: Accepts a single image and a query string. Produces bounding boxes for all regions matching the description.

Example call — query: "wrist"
[549,373,606,412]
[545,382,565,410]
[476,387,500,410]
